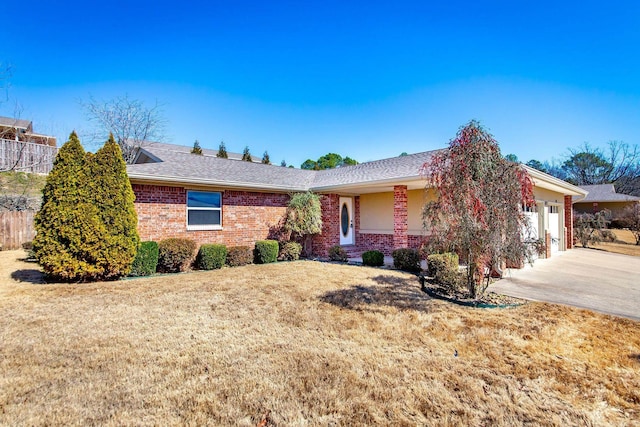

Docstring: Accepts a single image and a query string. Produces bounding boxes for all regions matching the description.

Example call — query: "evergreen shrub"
[427,253,461,289]
[328,245,348,262]
[278,241,302,261]
[392,248,421,273]
[255,240,279,264]
[362,250,384,267]
[226,246,253,267]
[33,132,139,281]
[196,244,227,270]
[130,241,159,276]
[158,238,197,273]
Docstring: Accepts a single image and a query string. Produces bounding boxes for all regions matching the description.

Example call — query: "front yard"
[598,228,640,257]
[1,250,638,426]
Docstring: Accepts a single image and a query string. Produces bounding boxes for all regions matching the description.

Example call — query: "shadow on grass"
[319,274,433,312]
[631,354,640,364]
[11,269,46,284]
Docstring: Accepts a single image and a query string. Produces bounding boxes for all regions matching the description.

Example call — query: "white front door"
[339,197,354,245]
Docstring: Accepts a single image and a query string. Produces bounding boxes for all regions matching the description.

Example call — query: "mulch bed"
[420,276,528,307]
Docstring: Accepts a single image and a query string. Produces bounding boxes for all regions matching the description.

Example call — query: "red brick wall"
[132,184,289,248]
[407,235,425,253]
[312,194,340,256]
[564,195,573,249]
[357,233,394,255]
[393,185,408,249]
[355,233,424,256]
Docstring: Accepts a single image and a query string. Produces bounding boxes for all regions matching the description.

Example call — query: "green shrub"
[328,245,348,262]
[196,244,227,270]
[33,132,139,282]
[427,253,461,289]
[157,238,197,273]
[279,241,302,261]
[362,250,384,267]
[129,241,159,276]
[392,248,421,272]
[226,246,253,267]
[255,240,279,264]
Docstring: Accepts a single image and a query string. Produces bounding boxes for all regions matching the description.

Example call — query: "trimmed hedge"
[157,238,197,273]
[255,240,279,264]
[130,241,159,276]
[196,244,227,270]
[226,246,253,267]
[362,250,384,267]
[392,248,421,273]
[279,241,302,261]
[328,245,348,262]
[427,253,460,289]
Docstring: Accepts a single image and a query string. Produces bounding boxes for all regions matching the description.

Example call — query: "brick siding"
[393,185,408,249]
[312,193,340,256]
[564,195,573,249]
[132,184,289,248]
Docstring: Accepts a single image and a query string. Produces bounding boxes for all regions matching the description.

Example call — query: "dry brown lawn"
[595,229,640,257]
[1,250,639,426]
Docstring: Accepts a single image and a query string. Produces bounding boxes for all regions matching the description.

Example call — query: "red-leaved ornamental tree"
[422,120,535,298]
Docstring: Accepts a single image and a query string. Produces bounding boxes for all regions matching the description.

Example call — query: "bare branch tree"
[81,94,167,163]
[562,141,640,192]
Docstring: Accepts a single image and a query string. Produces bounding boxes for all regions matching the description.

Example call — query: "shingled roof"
[0,116,32,130]
[127,143,439,192]
[136,141,260,162]
[127,142,584,196]
[573,184,640,203]
[312,150,441,189]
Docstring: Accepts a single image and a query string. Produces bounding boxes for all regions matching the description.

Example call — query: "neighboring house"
[127,143,587,259]
[0,116,58,174]
[572,184,640,219]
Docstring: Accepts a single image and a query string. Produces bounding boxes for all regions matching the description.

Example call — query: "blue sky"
[3,1,640,167]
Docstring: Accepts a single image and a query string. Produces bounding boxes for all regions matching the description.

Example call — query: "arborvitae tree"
[262,151,271,165]
[33,132,139,282]
[280,160,287,167]
[216,140,228,158]
[242,146,252,162]
[85,134,139,279]
[191,140,203,155]
[33,132,104,281]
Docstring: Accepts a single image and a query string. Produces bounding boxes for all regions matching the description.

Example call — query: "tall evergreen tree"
[262,151,271,164]
[216,140,228,158]
[33,132,103,281]
[280,159,287,167]
[33,132,139,281]
[242,146,252,162]
[85,134,139,279]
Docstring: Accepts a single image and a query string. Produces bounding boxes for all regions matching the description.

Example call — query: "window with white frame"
[187,191,222,230]
[549,205,559,214]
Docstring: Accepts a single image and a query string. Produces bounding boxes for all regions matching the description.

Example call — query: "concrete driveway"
[489,248,640,321]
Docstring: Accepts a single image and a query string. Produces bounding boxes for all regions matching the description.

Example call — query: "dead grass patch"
[1,250,639,426]
[592,229,640,257]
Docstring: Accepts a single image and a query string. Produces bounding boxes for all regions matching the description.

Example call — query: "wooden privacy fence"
[0,210,35,250]
[1,138,58,174]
